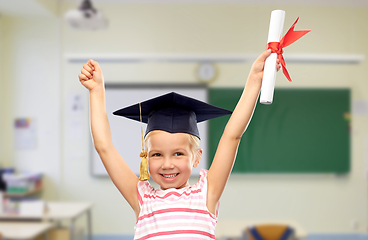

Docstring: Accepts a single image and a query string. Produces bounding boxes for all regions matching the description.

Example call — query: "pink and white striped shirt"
[134,169,218,240]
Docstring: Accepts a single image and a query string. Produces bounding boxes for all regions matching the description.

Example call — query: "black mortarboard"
[112,92,232,139]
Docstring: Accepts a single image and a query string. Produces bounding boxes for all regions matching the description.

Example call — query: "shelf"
[4,186,42,198]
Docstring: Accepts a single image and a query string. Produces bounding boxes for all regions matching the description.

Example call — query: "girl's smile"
[160,173,179,183]
[160,173,179,178]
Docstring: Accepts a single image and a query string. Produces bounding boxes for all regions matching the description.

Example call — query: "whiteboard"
[91,85,208,177]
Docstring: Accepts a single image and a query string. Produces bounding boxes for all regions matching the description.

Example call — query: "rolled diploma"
[260,10,285,104]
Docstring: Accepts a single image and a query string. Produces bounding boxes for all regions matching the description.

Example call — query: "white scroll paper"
[260,10,285,105]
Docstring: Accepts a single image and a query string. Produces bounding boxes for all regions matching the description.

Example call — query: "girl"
[79,49,280,240]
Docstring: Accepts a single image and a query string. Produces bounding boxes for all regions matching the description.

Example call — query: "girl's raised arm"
[206,50,278,214]
[79,60,140,219]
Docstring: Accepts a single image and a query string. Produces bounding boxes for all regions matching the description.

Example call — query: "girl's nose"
[161,157,174,169]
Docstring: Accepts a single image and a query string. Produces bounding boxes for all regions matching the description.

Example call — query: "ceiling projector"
[65,0,108,30]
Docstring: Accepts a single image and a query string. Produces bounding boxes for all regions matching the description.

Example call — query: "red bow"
[267,17,310,82]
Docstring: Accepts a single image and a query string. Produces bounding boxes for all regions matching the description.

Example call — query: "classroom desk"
[45,202,92,240]
[215,219,307,240]
[0,221,54,240]
[0,202,92,240]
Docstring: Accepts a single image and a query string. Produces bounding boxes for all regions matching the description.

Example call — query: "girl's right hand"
[78,59,104,92]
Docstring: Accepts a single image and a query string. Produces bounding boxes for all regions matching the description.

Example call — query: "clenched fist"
[78,59,104,92]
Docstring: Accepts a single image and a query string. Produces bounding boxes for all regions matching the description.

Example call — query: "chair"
[243,224,296,240]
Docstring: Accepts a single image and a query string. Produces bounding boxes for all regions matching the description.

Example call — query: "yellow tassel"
[139,150,149,181]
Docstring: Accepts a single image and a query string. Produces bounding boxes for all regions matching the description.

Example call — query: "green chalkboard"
[208,88,350,173]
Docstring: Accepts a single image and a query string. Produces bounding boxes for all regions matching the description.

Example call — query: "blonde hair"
[144,130,201,158]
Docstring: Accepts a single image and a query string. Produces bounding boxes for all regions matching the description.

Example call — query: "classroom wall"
[0,15,3,166]
[1,2,368,235]
[0,15,13,169]
[0,14,62,200]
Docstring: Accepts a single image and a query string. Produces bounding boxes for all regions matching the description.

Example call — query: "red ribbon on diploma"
[267,17,310,82]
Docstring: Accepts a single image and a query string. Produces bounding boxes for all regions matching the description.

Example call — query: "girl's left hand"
[248,49,281,83]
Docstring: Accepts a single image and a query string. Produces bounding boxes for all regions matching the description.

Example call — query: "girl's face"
[146,131,201,190]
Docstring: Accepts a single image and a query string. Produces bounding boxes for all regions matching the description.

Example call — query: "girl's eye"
[152,153,162,157]
[174,152,184,156]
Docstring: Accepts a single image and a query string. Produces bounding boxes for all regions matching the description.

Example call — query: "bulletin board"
[208,88,350,174]
[91,85,209,176]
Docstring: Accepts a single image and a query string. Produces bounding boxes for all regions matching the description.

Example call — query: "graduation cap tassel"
[139,103,149,181]
[139,150,149,181]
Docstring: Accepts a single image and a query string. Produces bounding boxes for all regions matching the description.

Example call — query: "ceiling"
[0,0,367,17]
[0,0,52,17]
[62,0,368,6]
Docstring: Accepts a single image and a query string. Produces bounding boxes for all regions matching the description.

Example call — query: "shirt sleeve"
[198,169,220,218]
[136,180,153,207]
